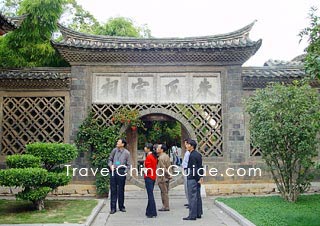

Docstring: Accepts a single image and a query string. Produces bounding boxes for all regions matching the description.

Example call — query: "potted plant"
[113,108,144,130]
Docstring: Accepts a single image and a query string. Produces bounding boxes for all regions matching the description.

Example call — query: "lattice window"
[250,144,262,157]
[92,104,223,157]
[1,96,66,155]
[250,146,262,156]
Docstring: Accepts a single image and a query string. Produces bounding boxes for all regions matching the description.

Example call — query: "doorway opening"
[125,113,191,175]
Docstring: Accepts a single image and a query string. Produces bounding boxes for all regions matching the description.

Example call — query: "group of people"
[108,138,203,221]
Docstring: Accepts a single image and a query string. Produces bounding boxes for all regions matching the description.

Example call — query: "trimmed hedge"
[16,187,52,203]
[0,168,48,187]
[6,154,41,169]
[0,142,78,210]
[26,142,78,170]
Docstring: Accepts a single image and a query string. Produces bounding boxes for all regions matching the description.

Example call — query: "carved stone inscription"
[92,73,221,104]
[128,76,153,103]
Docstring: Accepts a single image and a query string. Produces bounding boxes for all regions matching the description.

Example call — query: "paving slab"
[102,190,240,226]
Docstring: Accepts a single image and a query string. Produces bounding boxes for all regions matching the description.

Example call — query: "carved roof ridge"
[0,67,71,80]
[7,14,27,27]
[57,20,257,43]
[242,65,305,79]
[0,67,71,72]
[242,65,304,70]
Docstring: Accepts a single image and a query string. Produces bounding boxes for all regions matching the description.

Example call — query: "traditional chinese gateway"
[0,19,318,195]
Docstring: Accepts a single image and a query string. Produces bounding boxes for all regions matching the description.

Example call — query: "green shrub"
[16,187,52,210]
[26,142,78,170]
[45,171,71,190]
[0,142,78,210]
[6,154,41,169]
[0,168,48,187]
[95,174,109,197]
[245,82,320,202]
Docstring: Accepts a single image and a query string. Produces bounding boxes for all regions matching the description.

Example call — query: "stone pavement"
[91,186,240,226]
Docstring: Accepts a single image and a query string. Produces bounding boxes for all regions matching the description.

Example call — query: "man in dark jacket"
[183,139,203,220]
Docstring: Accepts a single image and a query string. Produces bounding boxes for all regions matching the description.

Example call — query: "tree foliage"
[0,0,152,68]
[245,82,320,202]
[94,17,151,38]
[60,0,100,34]
[0,142,78,210]
[138,121,182,149]
[299,6,320,80]
[0,0,67,67]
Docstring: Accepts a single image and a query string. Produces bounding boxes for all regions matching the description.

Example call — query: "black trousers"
[187,179,203,218]
[110,169,126,211]
[145,177,157,217]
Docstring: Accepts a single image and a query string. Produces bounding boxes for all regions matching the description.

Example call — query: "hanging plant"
[113,107,144,129]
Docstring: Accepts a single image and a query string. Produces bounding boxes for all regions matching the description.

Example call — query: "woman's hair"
[144,143,153,151]
[145,142,158,160]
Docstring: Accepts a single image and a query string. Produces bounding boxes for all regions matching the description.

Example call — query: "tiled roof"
[242,66,305,78]
[242,66,310,89]
[0,12,17,34]
[0,68,71,80]
[52,21,262,65]
[0,68,71,90]
[54,21,261,50]
[263,59,304,67]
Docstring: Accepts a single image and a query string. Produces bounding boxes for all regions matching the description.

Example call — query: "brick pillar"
[69,66,91,143]
[224,66,246,163]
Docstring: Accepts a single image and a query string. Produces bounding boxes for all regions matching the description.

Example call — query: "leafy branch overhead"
[299,6,320,80]
[0,0,152,68]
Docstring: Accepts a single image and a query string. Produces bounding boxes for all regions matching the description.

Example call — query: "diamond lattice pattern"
[1,96,65,155]
[92,104,223,157]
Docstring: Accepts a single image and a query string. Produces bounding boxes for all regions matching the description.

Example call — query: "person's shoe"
[183,217,196,220]
[197,215,202,219]
[158,208,170,211]
[146,215,157,218]
[184,204,189,207]
[119,208,126,212]
[110,209,116,214]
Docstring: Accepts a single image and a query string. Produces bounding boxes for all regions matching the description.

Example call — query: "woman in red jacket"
[144,143,158,218]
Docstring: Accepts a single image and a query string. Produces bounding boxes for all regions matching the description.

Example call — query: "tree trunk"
[33,199,45,211]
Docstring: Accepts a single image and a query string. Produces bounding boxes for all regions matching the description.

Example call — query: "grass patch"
[0,199,98,224]
[217,194,320,226]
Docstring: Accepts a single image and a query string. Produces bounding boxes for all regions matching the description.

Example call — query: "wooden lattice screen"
[250,145,262,156]
[1,96,66,155]
[92,104,223,157]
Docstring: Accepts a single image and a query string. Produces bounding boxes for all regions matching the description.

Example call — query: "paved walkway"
[92,186,240,226]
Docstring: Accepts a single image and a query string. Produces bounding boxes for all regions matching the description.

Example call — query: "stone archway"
[120,108,196,139]
[121,108,196,189]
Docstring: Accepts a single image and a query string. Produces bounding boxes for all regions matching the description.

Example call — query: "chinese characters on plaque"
[92,73,221,104]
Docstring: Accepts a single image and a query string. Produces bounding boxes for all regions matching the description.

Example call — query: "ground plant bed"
[0,199,98,224]
[217,194,320,226]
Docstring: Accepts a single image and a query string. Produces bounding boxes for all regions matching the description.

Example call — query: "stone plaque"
[92,73,221,104]
[192,74,221,103]
[128,76,154,103]
[93,74,121,103]
[159,76,187,103]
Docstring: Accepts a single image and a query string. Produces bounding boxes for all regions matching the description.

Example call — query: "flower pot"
[131,126,137,131]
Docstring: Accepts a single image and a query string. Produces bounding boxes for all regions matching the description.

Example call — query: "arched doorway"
[121,109,196,189]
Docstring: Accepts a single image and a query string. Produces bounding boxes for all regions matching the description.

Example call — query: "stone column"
[69,66,93,183]
[224,66,246,164]
[69,66,91,143]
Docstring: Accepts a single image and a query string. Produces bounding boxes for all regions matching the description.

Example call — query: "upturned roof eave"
[57,20,257,43]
